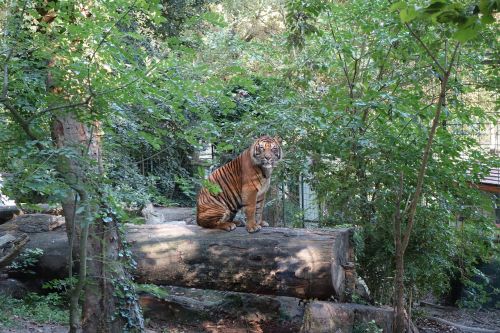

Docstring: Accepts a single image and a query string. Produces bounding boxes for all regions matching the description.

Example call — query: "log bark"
[0,233,29,269]
[138,285,395,333]
[300,301,394,333]
[139,285,305,332]
[23,224,355,300]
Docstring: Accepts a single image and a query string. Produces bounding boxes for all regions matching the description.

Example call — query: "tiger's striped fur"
[196,136,282,233]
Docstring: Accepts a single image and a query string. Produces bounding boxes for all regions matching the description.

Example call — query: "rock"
[0,278,28,298]
[0,233,16,247]
[0,214,65,233]
[0,205,21,224]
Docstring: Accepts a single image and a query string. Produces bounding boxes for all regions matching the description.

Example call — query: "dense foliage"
[0,0,498,321]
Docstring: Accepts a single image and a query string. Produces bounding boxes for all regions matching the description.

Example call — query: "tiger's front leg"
[255,193,269,227]
[243,191,261,233]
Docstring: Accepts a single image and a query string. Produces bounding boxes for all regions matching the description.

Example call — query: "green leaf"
[453,18,482,42]
[452,27,478,42]
[138,131,162,150]
[434,10,461,23]
[400,6,419,23]
[480,14,494,24]
[390,1,406,12]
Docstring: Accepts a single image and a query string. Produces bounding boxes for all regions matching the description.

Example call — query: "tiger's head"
[251,136,282,173]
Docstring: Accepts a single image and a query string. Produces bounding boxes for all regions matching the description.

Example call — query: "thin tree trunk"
[52,115,136,333]
[394,173,405,333]
[392,36,460,332]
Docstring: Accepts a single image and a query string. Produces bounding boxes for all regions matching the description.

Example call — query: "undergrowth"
[0,292,68,328]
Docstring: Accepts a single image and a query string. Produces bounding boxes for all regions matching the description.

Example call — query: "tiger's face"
[251,136,282,169]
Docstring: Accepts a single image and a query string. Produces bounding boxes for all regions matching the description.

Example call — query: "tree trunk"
[131,224,354,300]
[24,224,356,300]
[51,115,133,333]
[394,244,405,333]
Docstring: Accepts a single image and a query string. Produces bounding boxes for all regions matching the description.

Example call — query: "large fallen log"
[22,224,355,300]
[139,285,305,332]
[138,285,394,333]
[129,224,355,300]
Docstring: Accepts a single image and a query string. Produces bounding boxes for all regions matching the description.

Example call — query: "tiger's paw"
[219,222,237,231]
[246,223,262,233]
[259,220,269,227]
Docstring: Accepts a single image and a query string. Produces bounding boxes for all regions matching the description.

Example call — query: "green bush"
[7,248,44,275]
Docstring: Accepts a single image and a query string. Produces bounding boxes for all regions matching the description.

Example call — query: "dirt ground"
[0,320,69,333]
[413,304,500,333]
[1,306,499,333]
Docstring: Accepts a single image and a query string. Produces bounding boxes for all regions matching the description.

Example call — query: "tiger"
[196,136,282,233]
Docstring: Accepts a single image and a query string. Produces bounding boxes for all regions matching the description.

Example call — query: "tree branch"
[1,100,44,150]
[93,58,164,97]
[326,11,353,99]
[27,96,92,123]
[405,23,446,74]
[446,42,460,75]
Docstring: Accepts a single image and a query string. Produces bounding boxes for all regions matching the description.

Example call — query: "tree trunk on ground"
[139,285,305,332]
[130,224,355,300]
[138,285,395,333]
[23,224,356,300]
